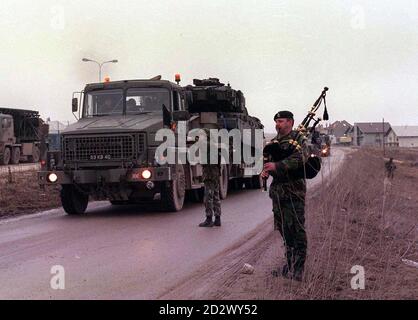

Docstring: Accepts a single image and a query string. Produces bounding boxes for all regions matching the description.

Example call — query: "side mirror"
[172,110,190,121]
[162,104,172,127]
[72,98,78,112]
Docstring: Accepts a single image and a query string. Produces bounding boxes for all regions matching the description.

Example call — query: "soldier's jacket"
[385,161,396,172]
[269,130,309,200]
[201,128,222,182]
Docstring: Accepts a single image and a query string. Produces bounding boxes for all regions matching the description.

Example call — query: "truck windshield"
[84,89,124,117]
[83,88,170,117]
[126,88,170,115]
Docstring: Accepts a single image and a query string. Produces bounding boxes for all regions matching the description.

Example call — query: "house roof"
[330,120,352,129]
[328,120,352,136]
[354,122,391,134]
[392,125,418,137]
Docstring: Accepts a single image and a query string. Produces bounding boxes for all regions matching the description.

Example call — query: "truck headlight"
[47,173,58,183]
[141,169,152,180]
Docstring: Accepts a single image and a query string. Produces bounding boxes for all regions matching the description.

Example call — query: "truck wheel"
[219,164,228,200]
[11,147,20,165]
[163,165,186,212]
[1,148,11,165]
[29,146,40,163]
[60,185,89,215]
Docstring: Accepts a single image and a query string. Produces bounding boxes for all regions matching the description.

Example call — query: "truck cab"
[39,78,203,214]
[0,114,15,164]
[0,114,15,144]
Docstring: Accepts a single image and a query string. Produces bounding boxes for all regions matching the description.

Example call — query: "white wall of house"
[352,127,398,147]
[398,137,418,147]
[386,129,398,146]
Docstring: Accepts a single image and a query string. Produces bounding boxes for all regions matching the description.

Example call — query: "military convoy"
[38,76,264,215]
[0,108,47,165]
[310,131,331,157]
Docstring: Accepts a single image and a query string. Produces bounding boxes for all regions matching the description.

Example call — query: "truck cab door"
[1,116,15,144]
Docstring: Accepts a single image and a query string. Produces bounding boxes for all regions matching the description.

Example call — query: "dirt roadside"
[160,148,418,300]
[0,169,61,218]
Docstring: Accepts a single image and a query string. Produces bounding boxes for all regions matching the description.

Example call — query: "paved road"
[0,148,349,299]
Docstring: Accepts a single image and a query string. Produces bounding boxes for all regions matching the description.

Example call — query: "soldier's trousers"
[270,194,307,272]
[204,180,221,218]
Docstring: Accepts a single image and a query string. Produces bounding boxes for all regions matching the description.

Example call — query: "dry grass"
[0,170,61,218]
[289,148,418,299]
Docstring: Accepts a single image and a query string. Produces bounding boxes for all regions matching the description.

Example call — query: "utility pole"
[382,117,386,156]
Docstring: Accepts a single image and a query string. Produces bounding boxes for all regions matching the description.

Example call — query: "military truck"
[38,76,264,215]
[338,135,352,146]
[0,108,47,165]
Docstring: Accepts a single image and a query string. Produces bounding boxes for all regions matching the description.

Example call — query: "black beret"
[274,111,294,121]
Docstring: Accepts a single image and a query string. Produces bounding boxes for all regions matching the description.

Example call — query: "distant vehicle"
[320,133,331,157]
[38,76,264,215]
[0,108,48,165]
[338,135,352,145]
[320,144,331,157]
[310,131,331,157]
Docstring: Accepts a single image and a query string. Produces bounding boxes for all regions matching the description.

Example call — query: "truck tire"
[219,164,228,200]
[60,185,89,215]
[1,148,11,165]
[28,146,40,163]
[11,147,20,165]
[162,165,186,212]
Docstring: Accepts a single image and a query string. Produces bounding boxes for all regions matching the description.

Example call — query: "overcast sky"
[1,0,417,132]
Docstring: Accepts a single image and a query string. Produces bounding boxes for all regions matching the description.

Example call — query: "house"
[350,122,398,147]
[328,120,353,144]
[392,126,418,148]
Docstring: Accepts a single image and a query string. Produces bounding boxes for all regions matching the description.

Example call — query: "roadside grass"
[278,148,418,299]
[0,170,61,218]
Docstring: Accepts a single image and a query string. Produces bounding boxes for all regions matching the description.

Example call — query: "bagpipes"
[262,87,329,191]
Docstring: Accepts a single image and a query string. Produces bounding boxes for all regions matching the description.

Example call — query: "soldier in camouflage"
[199,129,222,228]
[385,157,396,179]
[261,110,309,281]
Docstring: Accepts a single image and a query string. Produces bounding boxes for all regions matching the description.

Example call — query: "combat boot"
[214,216,221,227]
[292,252,305,282]
[271,264,291,278]
[199,217,214,228]
[293,268,304,282]
[272,248,293,278]
[282,248,294,278]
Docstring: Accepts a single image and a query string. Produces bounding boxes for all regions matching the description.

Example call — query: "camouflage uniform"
[385,158,396,179]
[202,164,221,218]
[199,129,222,227]
[268,130,309,277]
